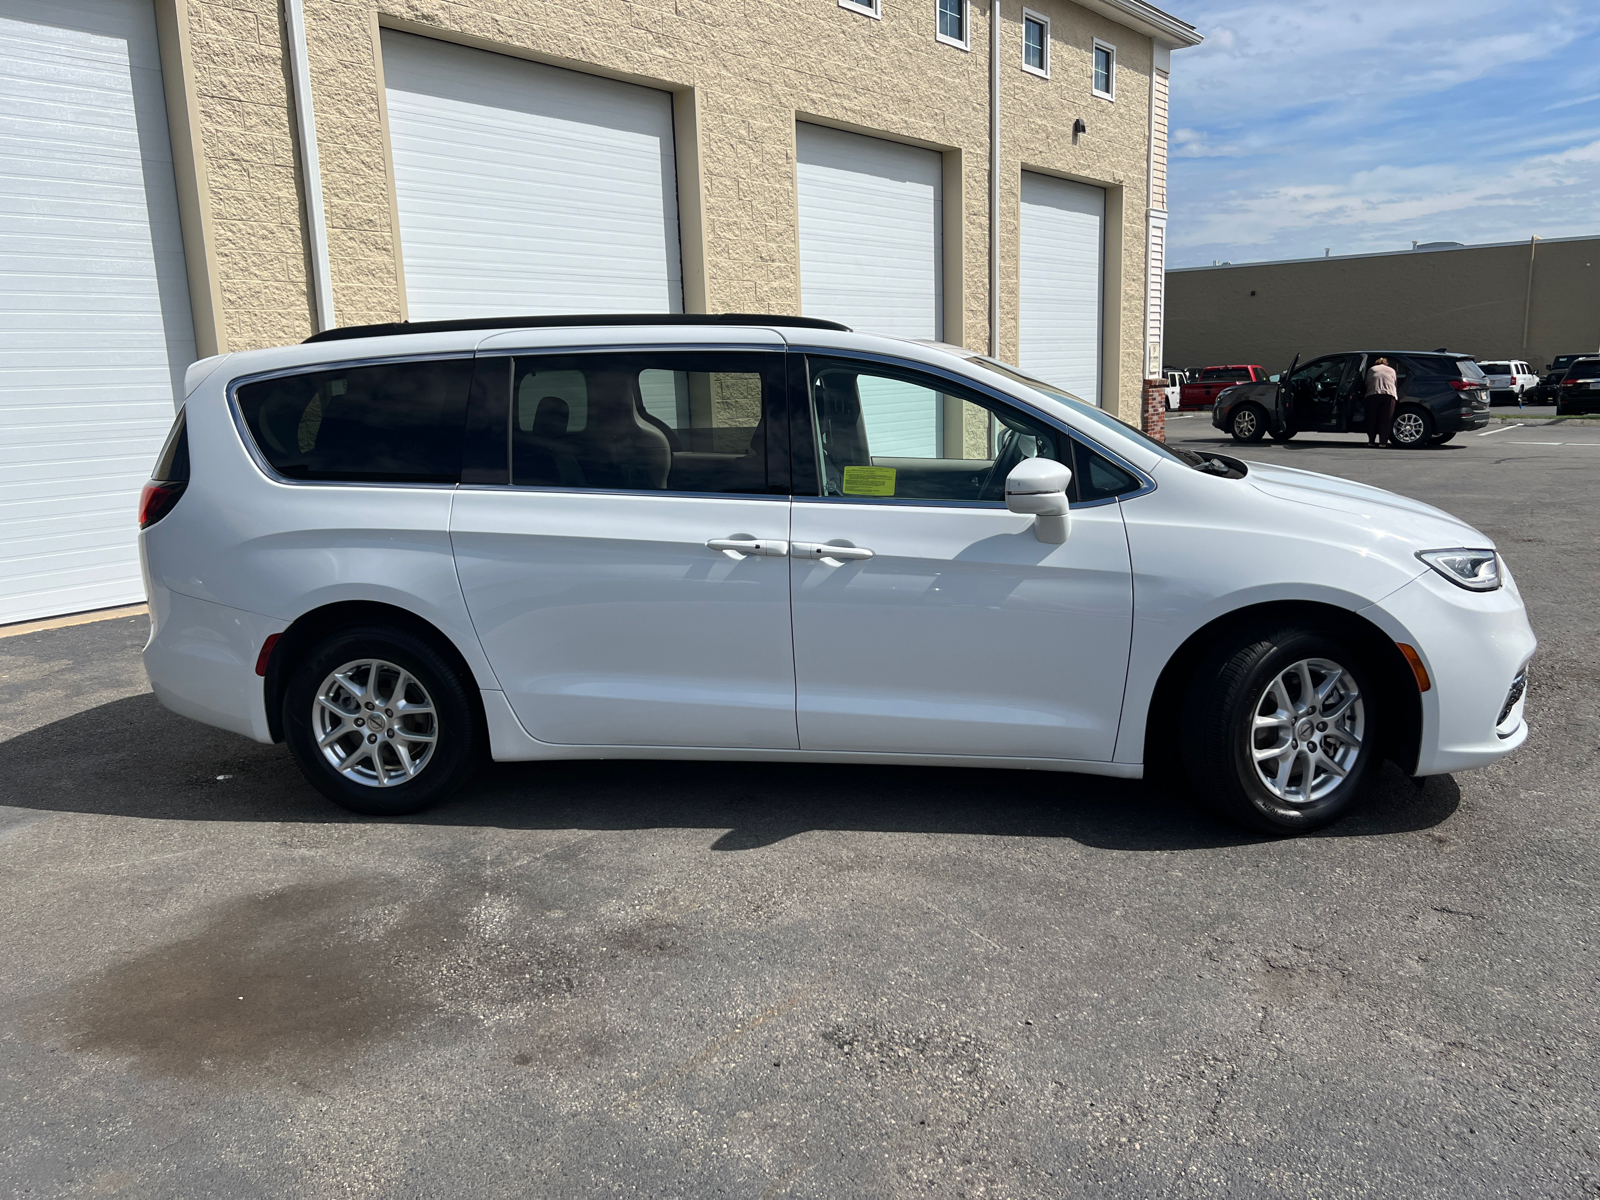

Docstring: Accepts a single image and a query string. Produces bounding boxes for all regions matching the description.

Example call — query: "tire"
[1430,431,1456,445]
[1229,403,1267,443]
[283,624,481,816]
[1390,405,1433,448]
[1180,625,1380,834]
[1269,427,1296,442]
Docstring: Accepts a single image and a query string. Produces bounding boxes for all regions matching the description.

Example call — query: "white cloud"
[1175,137,1600,261]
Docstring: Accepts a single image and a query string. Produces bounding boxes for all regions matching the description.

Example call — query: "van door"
[450,348,799,749]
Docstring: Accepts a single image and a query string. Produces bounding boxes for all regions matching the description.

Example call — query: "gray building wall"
[1166,236,1600,376]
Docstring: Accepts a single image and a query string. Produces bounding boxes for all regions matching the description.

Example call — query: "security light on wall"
[1072,118,1087,135]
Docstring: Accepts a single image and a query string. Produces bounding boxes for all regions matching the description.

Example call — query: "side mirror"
[1005,458,1072,544]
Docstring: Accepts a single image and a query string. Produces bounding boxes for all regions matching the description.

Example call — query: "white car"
[1478,359,1539,405]
[139,316,1535,834]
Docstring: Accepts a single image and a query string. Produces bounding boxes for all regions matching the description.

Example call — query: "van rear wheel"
[283,625,480,816]
[1390,406,1433,448]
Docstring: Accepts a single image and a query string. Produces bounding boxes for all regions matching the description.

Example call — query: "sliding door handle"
[793,542,874,562]
[707,537,789,558]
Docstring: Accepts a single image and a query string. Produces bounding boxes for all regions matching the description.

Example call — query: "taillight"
[1448,379,1483,391]
[1562,379,1583,387]
[138,480,186,528]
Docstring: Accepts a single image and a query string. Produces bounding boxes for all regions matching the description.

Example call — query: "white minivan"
[140,316,1534,834]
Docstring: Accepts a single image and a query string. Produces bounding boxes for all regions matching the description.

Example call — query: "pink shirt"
[1365,364,1397,397]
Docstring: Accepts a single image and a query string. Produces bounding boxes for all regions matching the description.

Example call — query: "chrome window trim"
[784,345,1157,505]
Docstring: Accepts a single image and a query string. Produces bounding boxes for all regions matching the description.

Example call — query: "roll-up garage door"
[1019,172,1104,406]
[0,0,196,624]
[796,123,943,455]
[381,30,683,319]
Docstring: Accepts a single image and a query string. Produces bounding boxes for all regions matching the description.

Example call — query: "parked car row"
[1176,349,1600,424]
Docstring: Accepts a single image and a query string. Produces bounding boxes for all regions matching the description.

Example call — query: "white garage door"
[381,30,683,319]
[1019,172,1104,406]
[796,123,943,455]
[0,0,195,625]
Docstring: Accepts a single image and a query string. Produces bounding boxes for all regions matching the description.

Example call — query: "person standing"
[1364,356,1398,446]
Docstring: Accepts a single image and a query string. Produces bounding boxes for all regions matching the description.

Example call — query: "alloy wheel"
[1232,408,1258,439]
[313,658,439,787]
[1391,410,1427,445]
[1248,657,1364,805]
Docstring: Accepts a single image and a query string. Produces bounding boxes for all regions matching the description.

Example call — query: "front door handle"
[707,537,789,558]
[793,541,874,562]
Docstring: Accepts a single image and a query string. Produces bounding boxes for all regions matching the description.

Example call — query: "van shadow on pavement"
[1,693,1459,853]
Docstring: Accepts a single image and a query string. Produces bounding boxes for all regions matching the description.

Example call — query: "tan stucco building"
[1167,236,1600,378]
[0,0,1197,623]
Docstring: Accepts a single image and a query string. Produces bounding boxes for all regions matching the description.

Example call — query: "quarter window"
[1092,40,1115,99]
[235,359,474,483]
[510,352,777,495]
[937,0,967,47]
[1022,11,1049,75]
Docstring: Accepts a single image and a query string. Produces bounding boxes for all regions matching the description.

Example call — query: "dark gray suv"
[1212,351,1491,447]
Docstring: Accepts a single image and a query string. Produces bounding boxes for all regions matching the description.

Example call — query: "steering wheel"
[975,424,1031,502]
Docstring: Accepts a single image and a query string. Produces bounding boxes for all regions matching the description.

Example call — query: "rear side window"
[511,351,778,494]
[235,359,474,483]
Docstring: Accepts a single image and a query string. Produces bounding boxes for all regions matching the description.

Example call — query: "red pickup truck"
[1180,364,1268,409]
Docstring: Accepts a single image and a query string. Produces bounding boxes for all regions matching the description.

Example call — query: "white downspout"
[284,0,335,332]
[989,0,1001,357]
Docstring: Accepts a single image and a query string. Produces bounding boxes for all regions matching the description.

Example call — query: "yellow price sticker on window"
[841,466,897,496]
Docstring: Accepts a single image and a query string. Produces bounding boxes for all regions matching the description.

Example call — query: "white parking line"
[1479,423,1521,436]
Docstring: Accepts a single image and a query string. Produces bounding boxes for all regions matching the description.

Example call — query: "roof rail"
[302,312,850,344]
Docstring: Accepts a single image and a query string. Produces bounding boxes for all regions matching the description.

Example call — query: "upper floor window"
[937,0,968,48]
[838,0,880,17]
[1022,11,1049,76]
[1093,40,1116,99]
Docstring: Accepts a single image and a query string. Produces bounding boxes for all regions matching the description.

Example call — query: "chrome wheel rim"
[1392,411,1425,444]
[1233,408,1257,438]
[313,658,438,787]
[1249,657,1364,805]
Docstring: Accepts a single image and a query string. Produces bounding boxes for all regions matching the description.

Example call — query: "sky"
[1165,0,1600,267]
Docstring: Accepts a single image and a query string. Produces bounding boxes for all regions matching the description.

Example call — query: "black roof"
[303,313,850,344]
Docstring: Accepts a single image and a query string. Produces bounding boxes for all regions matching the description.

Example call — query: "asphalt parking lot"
[3,419,1597,1198]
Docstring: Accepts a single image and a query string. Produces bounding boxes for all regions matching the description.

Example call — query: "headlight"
[1417,548,1501,591]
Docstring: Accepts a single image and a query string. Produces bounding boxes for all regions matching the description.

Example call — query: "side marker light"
[1398,643,1432,692]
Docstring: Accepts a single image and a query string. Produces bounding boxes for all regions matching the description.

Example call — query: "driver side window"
[805,358,1065,503]
[1288,358,1347,396]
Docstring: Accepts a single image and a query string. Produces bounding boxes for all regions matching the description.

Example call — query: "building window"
[937,0,968,48]
[838,0,880,17]
[1022,10,1049,76]
[1093,40,1116,99]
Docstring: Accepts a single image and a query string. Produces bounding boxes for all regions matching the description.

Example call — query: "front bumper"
[1361,566,1536,775]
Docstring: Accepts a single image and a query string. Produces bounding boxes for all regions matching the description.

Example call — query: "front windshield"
[966,356,1189,467]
